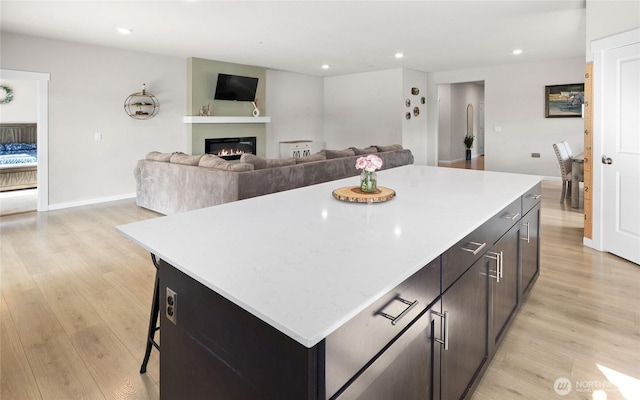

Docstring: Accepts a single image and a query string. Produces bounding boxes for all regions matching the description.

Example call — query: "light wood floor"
[438,155,485,170]
[1,180,638,399]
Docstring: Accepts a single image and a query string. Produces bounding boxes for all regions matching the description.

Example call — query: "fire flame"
[217,148,246,156]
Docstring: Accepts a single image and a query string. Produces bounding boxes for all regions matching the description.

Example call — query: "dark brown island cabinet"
[157,183,542,400]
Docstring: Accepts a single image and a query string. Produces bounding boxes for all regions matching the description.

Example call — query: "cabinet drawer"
[325,258,440,399]
[522,182,542,214]
[442,197,521,290]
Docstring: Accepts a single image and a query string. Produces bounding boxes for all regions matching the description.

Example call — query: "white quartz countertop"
[117,165,542,348]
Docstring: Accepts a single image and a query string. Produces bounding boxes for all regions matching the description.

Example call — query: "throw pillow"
[323,148,356,159]
[199,154,254,171]
[375,144,403,152]
[240,153,296,170]
[295,153,326,164]
[146,151,172,162]
[170,153,203,166]
[350,146,378,155]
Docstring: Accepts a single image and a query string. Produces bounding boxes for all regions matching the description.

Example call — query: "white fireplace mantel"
[183,116,271,124]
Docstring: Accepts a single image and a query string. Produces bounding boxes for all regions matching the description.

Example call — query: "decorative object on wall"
[0,85,14,105]
[251,100,260,117]
[413,106,420,117]
[124,83,159,120]
[545,83,584,118]
[411,87,420,95]
[405,112,411,120]
[421,96,426,104]
[405,99,411,107]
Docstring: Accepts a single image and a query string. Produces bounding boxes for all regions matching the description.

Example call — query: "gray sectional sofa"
[134,145,414,215]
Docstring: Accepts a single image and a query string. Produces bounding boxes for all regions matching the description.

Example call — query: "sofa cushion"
[240,153,297,170]
[295,153,327,164]
[146,151,172,162]
[170,152,203,166]
[199,154,255,171]
[375,144,403,152]
[350,146,378,155]
[323,148,356,159]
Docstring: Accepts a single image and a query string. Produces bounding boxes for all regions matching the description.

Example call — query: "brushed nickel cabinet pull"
[461,241,486,255]
[433,310,449,350]
[526,194,542,200]
[378,297,418,326]
[521,222,530,243]
[502,212,520,220]
[485,251,502,283]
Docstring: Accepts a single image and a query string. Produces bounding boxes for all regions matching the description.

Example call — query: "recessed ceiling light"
[322,64,330,70]
[395,52,404,59]
[117,27,133,35]
[512,49,523,55]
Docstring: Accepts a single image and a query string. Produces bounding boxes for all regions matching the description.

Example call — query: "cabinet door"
[335,302,441,400]
[521,203,541,297]
[488,223,519,355]
[441,260,488,400]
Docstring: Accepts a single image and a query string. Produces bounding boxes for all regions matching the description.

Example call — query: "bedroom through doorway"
[0,69,50,215]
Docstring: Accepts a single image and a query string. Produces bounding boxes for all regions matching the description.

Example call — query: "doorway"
[0,69,50,213]
[437,81,485,170]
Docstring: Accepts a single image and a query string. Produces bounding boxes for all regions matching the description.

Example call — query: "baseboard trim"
[47,193,136,211]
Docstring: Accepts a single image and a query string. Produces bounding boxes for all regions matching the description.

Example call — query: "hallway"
[439,155,485,170]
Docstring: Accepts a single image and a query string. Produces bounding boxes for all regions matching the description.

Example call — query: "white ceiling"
[1,0,587,77]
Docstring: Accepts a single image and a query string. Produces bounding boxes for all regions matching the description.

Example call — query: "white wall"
[0,33,186,208]
[265,70,324,158]
[324,69,403,150]
[0,79,37,122]
[586,0,640,61]
[428,57,586,177]
[401,69,429,165]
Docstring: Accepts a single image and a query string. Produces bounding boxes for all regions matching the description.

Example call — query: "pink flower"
[355,154,383,172]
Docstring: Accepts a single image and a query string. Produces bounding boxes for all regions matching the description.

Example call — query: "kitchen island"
[117,165,542,399]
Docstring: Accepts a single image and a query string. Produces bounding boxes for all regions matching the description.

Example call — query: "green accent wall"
[187,57,267,155]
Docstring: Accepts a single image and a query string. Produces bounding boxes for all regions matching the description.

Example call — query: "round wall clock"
[0,85,14,105]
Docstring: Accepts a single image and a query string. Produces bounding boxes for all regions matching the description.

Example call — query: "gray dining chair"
[553,142,572,203]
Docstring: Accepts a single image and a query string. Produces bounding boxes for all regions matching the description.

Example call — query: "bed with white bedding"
[0,123,37,192]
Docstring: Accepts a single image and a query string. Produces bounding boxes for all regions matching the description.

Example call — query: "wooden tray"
[332,186,396,203]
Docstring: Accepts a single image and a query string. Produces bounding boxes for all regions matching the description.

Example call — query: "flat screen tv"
[214,73,259,102]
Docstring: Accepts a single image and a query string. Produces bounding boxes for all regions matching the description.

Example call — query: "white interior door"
[602,41,640,265]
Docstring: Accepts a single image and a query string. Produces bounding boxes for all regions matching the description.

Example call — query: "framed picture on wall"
[545,83,584,118]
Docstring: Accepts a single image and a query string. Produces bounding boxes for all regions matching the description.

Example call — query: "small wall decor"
[405,99,411,107]
[545,83,584,118]
[405,112,411,120]
[421,96,426,104]
[0,85,14,105]
[124,83,159,120]
[413,106,420,117]
[411,87,420,95]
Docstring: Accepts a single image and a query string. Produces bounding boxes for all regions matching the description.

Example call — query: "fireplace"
[205,137,256,161]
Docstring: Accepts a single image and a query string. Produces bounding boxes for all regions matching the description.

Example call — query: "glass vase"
[360,171,378,193]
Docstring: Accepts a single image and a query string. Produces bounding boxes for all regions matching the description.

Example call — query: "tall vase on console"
[464,135,474,161]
